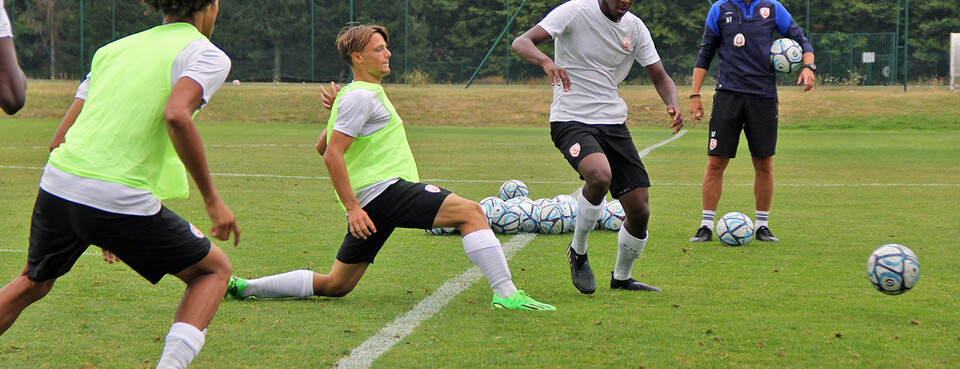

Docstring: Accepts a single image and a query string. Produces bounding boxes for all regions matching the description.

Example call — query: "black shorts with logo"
[550,121,651,199]
[26,189,211,284]
[707,90,779,158]
[336,180,452,264]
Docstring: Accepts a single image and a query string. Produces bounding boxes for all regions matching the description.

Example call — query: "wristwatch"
[803,63,817,73]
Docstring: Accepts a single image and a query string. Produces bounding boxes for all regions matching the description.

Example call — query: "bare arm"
[797,52,815,92]
[164,77,240,246]
[512,26,571,91]
[644,61,683,134]
[315,128,327,156]
[0,37,26,115]
[324,130,376,239]
[688,67,709,124]
[50,98,84,151]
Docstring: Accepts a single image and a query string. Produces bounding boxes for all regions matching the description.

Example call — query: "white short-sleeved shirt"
[0,0,12,38]
[330,87,399,207]
[44,38,231,216]
[538,0,661,124]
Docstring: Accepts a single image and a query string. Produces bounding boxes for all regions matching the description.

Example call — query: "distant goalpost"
[952,33,960,91]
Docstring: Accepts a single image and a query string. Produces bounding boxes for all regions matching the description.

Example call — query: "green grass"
[1,105,959,367]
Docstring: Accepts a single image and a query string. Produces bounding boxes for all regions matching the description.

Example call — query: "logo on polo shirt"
[622,37,631,50]
[424,184,441,193]
[760,7,770,19]
[189,223,205,239]
[569,143,581,157]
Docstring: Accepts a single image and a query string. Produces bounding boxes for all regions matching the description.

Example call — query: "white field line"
[333,233,535,369]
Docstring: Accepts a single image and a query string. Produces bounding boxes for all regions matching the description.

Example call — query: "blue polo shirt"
[694,0,813,98]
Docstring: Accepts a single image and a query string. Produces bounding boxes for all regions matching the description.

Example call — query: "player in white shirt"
[513,0,683,294]
[0,0,26,114]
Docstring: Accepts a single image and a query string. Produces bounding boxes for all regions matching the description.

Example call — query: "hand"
[205,198,241,247]
[101,249,120,264]
[667,105,684,134]
[320,82,341,110]
[346,207,376,240]
[542,60,571,91]
[797,68,815,92]
[688,97,704,126]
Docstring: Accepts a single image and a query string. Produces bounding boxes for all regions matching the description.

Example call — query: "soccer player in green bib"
[0,1,239,367]
[225,25,554,311]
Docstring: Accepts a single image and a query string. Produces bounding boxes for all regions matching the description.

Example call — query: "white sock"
[614,228,647,281]
[244,270,315,298]
[571,192,605,255]
[462,229,518,299]
[755,210,769,228]
[701,210,717,230]
[156,322,205,369]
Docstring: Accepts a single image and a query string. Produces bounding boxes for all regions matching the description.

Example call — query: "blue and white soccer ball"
[600,200,625,231]
[532,198,552,207]
[491,205,521,235]
[558,200,577,232]
[770,38,803,73]
[716,212,755,246]
[537,202,569,234]
[867,244,920,295]
[499,180,529,200]
[479,196,506,226]
[513,201,541,233]
[426,227,458,236]
[553,194,575,205]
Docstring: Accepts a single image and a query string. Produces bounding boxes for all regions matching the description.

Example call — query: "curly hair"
[142,0,215,18]
[336,24,390,67]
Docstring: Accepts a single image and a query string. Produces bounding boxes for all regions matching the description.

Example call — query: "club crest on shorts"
[569,143,581,157]
[621,37,631,50]
[759,7,770,19]
[424,184,441,193]
[189,223,205,239]
[709,138,718,150]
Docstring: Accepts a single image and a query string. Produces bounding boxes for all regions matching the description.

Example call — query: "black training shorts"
[550,121,650,198]
[26,189,211,284]
[336,180,452,264]
[707,90,779,158]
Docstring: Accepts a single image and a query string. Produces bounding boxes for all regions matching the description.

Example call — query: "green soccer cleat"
[491,290,556,311]
[225,276,248,300]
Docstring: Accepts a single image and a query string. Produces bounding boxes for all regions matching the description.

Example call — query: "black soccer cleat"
[567,245,596,294]
[755,226,780,242]
[610,271,662,292]
[689,226,712,242]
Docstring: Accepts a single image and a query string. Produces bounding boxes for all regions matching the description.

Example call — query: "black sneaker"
[610,271,662,292]
[755,226,780,242]
[689,226,712,242]
[567,245,596,294]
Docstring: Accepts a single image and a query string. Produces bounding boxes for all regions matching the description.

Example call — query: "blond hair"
[336,25,390,67]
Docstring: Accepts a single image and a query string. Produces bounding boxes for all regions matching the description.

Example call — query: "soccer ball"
[498,180,529,200]
[716,212,754,246]
[491,205,521,235]
[553,194,575,205]
[231,79,241,86]
[558,200,577,232]
[866,244,920,295]
[513,201,541,233]
[770,38,803,73]
[426,227,457,236]
[600,200,625,231]
[537,202,569,234]
[479,196,506,226]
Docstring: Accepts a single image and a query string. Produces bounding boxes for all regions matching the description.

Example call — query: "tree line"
[8,0,958,84]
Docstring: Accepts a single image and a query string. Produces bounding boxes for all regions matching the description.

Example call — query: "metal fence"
[810,32,898,85]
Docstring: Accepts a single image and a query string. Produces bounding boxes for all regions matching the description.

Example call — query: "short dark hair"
[336,25,389,67]
[142,0,215,18]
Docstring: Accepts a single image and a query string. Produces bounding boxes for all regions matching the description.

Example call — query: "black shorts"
[336,180,452,264]
[26,189,211,284]
[550,121,650,198]
[707,90,779,158]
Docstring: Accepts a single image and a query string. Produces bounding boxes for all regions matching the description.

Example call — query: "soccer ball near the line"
[866,244,920,295]
[499,180,529,200]
[600,200,625,231]
[491,205,521,235]
[770,38,803,73]
[716,212,754,246]
[537,202,568,235]
[514,201,541,233]
[479,196,506,226]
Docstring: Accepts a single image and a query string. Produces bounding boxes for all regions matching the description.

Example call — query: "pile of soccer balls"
[426,180,624,236]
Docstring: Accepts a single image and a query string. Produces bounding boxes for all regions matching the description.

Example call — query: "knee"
[20,277,54,303]
[581,167,611,190]
[203,246,233,282]
[624,203,650,222]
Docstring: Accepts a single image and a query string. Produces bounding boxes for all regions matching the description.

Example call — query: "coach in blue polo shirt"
[688,0,815,243]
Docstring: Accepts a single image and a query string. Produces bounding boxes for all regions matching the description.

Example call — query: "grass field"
[1,82,959,368]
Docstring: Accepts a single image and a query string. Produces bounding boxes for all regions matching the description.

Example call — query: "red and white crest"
[189,223,205,239]
[569,143,581,158]
[759,7,770,19]
[621,37,631,50]
[424,184,441,193]
[709,138,718,151]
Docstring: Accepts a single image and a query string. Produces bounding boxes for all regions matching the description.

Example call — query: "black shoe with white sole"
[689,226,712,242]
[755,226,780,242]
[610,271,662,292]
